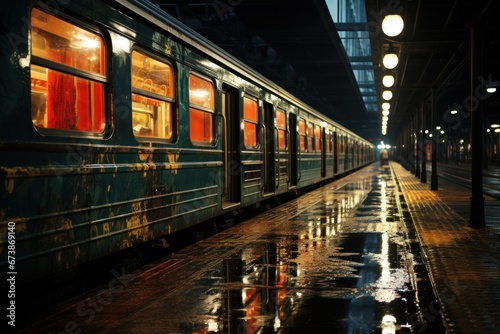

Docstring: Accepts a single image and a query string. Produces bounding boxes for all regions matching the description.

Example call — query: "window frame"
[30,6,109,137]
[276,109,288,150]
[314,124,322,152]
[243,95,260,149]
[188,71,216,146]
[327,130,333,153]
[131,48,177,142]
[299,118,307,152]
[307,122,314,152]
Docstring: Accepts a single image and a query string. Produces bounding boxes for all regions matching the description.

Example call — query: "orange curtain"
[47,49,76,130]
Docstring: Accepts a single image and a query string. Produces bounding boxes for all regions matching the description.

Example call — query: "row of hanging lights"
[380,14,404,135]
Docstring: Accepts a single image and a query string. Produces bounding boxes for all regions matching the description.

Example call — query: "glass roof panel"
[327,0,378,113]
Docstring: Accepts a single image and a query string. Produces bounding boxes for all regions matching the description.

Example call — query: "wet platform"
[392,162,500,333]
[16,162,499,333]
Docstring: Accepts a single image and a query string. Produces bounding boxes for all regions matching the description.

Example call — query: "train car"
[0,0,374,287]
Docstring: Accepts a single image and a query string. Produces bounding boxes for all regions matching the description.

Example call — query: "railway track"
[427,165,500,199]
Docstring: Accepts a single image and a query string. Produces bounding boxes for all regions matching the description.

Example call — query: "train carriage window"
[327,131,333,153]
[189,74,215,144]
[276,109,287,150]
[299,118,306,152]
[243,97,258,148]
[131,50,175,140]
[307,123,314,152]
[315,125,321,152]
[30,8,107,134]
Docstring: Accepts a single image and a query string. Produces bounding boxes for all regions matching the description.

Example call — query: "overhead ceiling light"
[382,109,390,116]
[383,75,395,87]
[382,14,404,37]
[382,90,393,100]
[487,87,497,93]
[383,53,399,69]
[450,109,458,114]
[382,102,390,110]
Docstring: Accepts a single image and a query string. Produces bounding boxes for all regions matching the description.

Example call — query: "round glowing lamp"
[383,53,399,69]
[382,109,390,116]
[382,90,393,100]
[382,14,404,37]
[382,75,395,87]
[382,102,390,110]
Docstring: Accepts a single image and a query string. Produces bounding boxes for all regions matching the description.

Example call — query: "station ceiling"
[151,0,500,144]
[366,0,500,143]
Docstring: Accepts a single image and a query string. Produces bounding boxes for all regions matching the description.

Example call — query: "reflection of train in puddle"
[192,182,371,333]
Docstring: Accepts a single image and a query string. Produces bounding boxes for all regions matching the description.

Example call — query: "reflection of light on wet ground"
[174,166,436,333]
[381,314,397,334]
[380,178,387,223]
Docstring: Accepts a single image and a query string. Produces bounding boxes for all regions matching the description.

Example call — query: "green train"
[0,0,374,286]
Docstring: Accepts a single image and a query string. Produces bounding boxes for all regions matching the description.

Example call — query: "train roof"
[114,0,372,144]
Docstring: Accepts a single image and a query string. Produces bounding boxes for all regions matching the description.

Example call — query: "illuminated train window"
[131,50,175,140]
[307,123,314,152]
[243,97,258,148]
[327,131,333,153]
[299,118,306,152]
[189,73,215,144]
[276,110,287,150]
[315,125,322,152]
[30,7,107,134]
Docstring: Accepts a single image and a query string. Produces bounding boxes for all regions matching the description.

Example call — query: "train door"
[263,101,275,195]
[288,113,298,187]
[276,109,289,190]
[221,85,241,208]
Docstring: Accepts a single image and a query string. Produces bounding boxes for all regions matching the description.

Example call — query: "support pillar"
[431,88,438,190]
[415,108,421,178]
[420,102,427,183]
[469,21,485,228]
[410,117,416,174]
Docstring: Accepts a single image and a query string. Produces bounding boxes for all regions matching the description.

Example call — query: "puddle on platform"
[175,167,443,333]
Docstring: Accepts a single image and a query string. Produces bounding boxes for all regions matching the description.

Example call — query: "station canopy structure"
[151,0,380,142]
[364,0,500,144]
